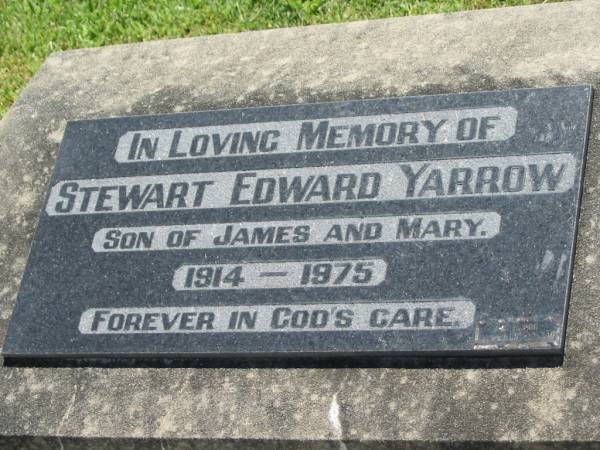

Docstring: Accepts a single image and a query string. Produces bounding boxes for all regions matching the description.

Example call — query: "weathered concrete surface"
[1,0,600,447]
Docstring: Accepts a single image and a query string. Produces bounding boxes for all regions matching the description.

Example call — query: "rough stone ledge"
[2,438,600,450]
[1,0,600,446]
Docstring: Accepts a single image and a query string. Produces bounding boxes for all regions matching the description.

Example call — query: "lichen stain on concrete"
[14,188,36,211]
[157,411,178,435]
[47,120,67,144]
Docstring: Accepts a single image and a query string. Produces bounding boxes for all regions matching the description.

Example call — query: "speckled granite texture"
[1,1,600,447]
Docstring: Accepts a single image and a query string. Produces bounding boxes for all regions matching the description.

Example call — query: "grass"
[0,0,561,118]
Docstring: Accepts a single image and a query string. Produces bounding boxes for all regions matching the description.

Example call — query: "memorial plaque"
[2,85,592,364]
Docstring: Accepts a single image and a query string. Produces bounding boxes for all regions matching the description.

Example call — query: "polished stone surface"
[1,0,600,446]
[2,87,591,364]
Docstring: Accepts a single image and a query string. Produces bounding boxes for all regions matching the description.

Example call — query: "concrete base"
[1,0,600,447]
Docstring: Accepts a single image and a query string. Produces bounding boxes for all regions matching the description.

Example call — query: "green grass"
[0,0,561,117]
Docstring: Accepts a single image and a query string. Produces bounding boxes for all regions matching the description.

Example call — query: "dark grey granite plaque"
[2,86,592,365]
